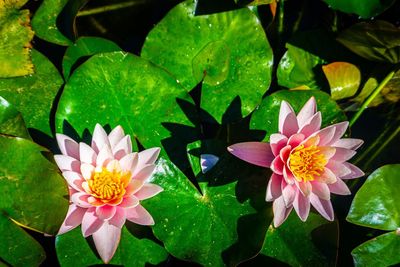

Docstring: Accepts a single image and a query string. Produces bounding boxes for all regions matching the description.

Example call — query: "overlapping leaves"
[55,52,273,266]
[347,164,400,266]
[142,0,273,123]
[0,0,34,77]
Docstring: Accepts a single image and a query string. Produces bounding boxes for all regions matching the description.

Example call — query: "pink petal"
[133,164,156,181]
[331,148,357,162]
[126,205,155,225]
[266,173,282,201]
[317,167,337,184]
[299,112,322,137]
[81,208,104,237]
[92,124,111,153]
[96,205,117,220]
[109,207,126,228]
[71,192,92,208]
[287,133,305,148]
[108,126,125,149]
[293,190,310,222]
[62,171,84,191]
[282,184,296,207]
[119,153,138,173]
[138,147,161,165]
[79,142,97,165]
[318,146,336,160]
[341,163,364,179]
[297,97,317,128]
[56,134,79,159]
[326,160,351,178]
[328,178,351,195]
[96,145,114,167]
[58,204,86,235]
[311,181,330,200]
[283,166,295,185]
[135,184,163,200]
[269,134,288,157]
[113,135,132,160]
[271,157,284,175]
[92,222,121,264]
[81,163,94,180]
[279,101,299,137]
[310,193,334,221]
[313,126,336,146]
[273,196,293,227]
[227,142,274,168]
[119,195,139,208]
[333,138,363,150]
[125,180,144,195]
[279,145,292,163]
[296,180,312,196]
[328,121,349,145]
[54,155,80,172]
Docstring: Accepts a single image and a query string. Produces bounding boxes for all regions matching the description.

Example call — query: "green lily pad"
[352,231,400,267]
[246,213,338,266]
[337,21,400,64]
[144,151,272,266]
[0,0,34,78]
[323,0,396,19]
[0,49,64,136]
[347,164,400,231]
[55,51,271,266]
[141,0,273,123]
[0,96,30,138]
[322,62,361,100]
[31,0,72,45]
[0,135,69,234]
[0,214,45,267]
[63,37,121,79]
[56,225,168,266]
[250,90,347,142]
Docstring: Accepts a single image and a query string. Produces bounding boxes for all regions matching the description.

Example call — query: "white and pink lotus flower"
[54,124,162,263]
[228,97,364,227]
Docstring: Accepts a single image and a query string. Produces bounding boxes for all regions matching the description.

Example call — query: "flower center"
[88,168,130,202]
[289,145,327,182]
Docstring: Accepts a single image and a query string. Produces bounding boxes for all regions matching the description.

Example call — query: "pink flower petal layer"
[227,142,274,168]
[92,222,121,264]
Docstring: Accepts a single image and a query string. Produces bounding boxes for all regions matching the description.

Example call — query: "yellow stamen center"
[88,168,130,203]
[289,145,327,182]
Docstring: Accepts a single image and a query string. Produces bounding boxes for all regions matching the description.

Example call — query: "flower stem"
[349,68,397,127]
[277,0,285,36]
[77,0,145,17]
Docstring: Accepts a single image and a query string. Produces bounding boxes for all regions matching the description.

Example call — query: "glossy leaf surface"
[347,164,400,231]
[322,62,361,100]
[0,96,30,138]
[56,225,168,266]
[0,135,69,234]
[0,0,34,77]
[0,49,63,135]
[31,0,72,45]
[63,37,121,79]
[142,0,273,123]
[352,231,400,267]
[0,215,45,267]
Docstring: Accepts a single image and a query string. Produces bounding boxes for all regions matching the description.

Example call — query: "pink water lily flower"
[55,124,163,263]
[228,97,364,227]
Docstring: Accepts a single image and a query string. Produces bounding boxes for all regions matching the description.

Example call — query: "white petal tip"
[200,154,219,173]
